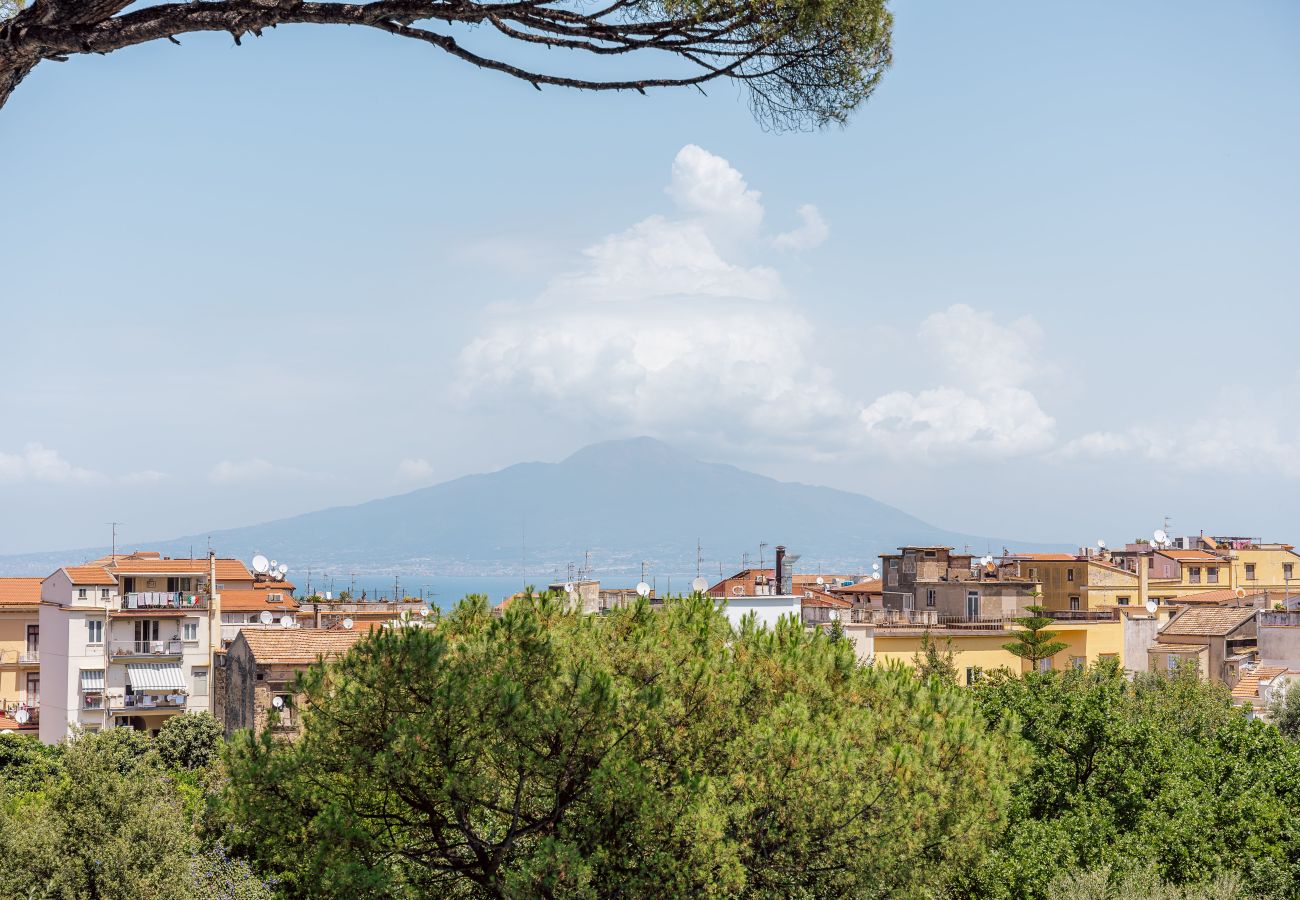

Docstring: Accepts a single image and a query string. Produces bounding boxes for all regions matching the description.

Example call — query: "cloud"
[396,458,434,481]
[0,443,103,484]
[119,469,170,485]
[1056,420,1300,478]
[458,145,848,453]
[773,204,829,251]
[208,459,311,484]
[857,305,1056,460]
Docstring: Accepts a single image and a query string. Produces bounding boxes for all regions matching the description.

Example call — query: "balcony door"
[966,591,980,620]
[25,673,38,705]
[26,625,37,652]
[134,620,160,653]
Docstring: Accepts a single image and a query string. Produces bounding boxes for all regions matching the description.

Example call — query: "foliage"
[912,629,960,685]
[0,732,63,793]
[218,593,1019,899]
[157,712,224,771]
[966,662,1300,899]
[1048,864,1243,900]
[0,0,894,127]
[0,728,269,900]
[1002,604,1069,665]
[1267,681,1300,741]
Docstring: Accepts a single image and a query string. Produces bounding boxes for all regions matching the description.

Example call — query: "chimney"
[775,546,786,596]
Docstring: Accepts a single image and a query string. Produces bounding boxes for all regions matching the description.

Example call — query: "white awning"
[80,669,105,691]
[125,662,185,691]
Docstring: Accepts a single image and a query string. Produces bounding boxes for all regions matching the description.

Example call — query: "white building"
[38,553,251,742]
[717,594,803,631]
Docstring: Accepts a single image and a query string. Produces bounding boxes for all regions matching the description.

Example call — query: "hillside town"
[5,531,1300,742]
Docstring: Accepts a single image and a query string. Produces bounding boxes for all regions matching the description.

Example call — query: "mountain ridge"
[0,438,1068,577]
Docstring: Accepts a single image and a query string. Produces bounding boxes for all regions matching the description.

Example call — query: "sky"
[1,1,1299,556]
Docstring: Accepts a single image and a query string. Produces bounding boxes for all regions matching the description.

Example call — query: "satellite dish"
[731,585,744,596]
[564,582,575,594]
[280,614,295,628]
[1096,540,1106,550]
[277,563,288,575]
[14,708,29,725]
[636,582,651,598]
[872,562,881,571]
[420,606,431,618]
[341,617,354,630]
[816,576,825,586]
[269,560,278,569]
[691,576,708,593]
[251,555,270,574]
[1145,599,1158,614]
[981,555,994,566]
[324,591,332,601]
[1153,529,1168,546]
[271,696,284,709]
[1235,587,1247,599]
[259,610,274,625]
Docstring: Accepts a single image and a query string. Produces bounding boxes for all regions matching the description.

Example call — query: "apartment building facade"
[0,577,42,731]
[37,553,251,742]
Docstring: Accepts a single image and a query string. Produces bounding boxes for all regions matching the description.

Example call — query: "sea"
[308,574,706,610]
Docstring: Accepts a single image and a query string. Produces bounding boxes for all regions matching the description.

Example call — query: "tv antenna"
[106,522,123,558]
[759,542,768,569]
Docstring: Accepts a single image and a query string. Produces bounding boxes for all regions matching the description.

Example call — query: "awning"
[80,669,105,691]
[126,662,185,691]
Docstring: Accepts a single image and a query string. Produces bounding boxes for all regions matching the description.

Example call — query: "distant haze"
[0,438,1065,578]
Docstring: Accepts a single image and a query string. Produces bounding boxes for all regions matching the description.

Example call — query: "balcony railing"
[2,701,38,725]
[849,608,1119,628]
[109,639,184,659]
[1259,611,1300,627]
[114,694,186,710]
[119,592,207,611]
[0,650,40,665]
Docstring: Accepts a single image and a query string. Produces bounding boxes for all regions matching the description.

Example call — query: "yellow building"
[0,577,42,729]
[1010,553,1143,612]
[860,615,1127,685]
[1112,539,1300,600]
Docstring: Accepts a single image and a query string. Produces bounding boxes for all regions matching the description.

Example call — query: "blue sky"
[1,1,1298,555]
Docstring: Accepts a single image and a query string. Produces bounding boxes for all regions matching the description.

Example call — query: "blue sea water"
[305,574,703,610]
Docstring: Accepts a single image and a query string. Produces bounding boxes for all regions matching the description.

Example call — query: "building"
[880,546,1042,622]
[217,585,300,647]
[826,578,883,610]
[1008,553,1142,612]
[37,553,247,742]
[0,578,42,732]
[801,590,853,625]
[1113,537,1300,601]
[1149,606,1258,684]
[216,629,364,738]
[546,580,653,614]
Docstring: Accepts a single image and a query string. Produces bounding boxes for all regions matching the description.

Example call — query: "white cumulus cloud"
[0,443,103,484]
[773,204,829,251]
[396,458,434,481]
[208,459,312,484]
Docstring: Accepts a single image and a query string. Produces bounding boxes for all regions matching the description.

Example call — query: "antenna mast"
[106,522,122,558]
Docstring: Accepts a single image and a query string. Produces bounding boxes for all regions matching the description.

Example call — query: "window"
[965,667,980,686]
[271,693,295,726]
[100,587,110,599]
[182,619,199,642]
[1069,596,1081,611]
[1189,567,1201,584]
[1028,567,1038,580]
[86,619,103,644]
[77,588,87,599]
[1286,563,1295,580]
[1070,656,1086,671]
[1038,658,1053,673]
[1246,563,1257,581]
[888,559,898,570]
[966,590,980,619]
[26,625,38,652]
[1167,654,1181,672]
[1066,568,1075,582]
[926,588,937,607]
[1118,596,1131,606]
[192,667,208,697]
[924,550,936,558]
[25,673,39,705]
[1207,568,1219,584]
[81,671,104,709]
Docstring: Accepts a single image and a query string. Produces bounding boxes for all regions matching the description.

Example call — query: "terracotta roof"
[0,578,42,607]
[1160,606,1257,637]
[218,589,300,612]
[830,579,883,594]
[109,558,253,580]
[801,590,852,609]
[239,628,364,664]
[1013,553,1079,561]
[254,579,296,592]
[1231,666,1290,701]
[1151,643,1210,654]
[1172,589,1246,605]
[61,566,115,586]
[1159,549,1225,562]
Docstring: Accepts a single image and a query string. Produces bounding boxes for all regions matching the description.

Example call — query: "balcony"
[1,701,38,726]
[848,608,1119,630]
[110,639,184,660]
[116,592,207,613]
[112,694,187,711]
[0,650,39,666]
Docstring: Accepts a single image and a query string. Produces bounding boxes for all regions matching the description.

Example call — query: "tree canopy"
[218,593,1018,898]
[0,0,893,125]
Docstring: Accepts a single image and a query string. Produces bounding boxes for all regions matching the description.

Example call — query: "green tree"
[0,728,271,900]
[157,711,224,771]
[219,593,1019,899]
[1267,682,1300,741]
[966,662,1300,899]
[1003,604,1069,667]
[0,0,892,124]
[912,629,960,685]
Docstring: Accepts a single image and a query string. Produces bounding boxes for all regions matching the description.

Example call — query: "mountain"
[0,437,1066,577]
